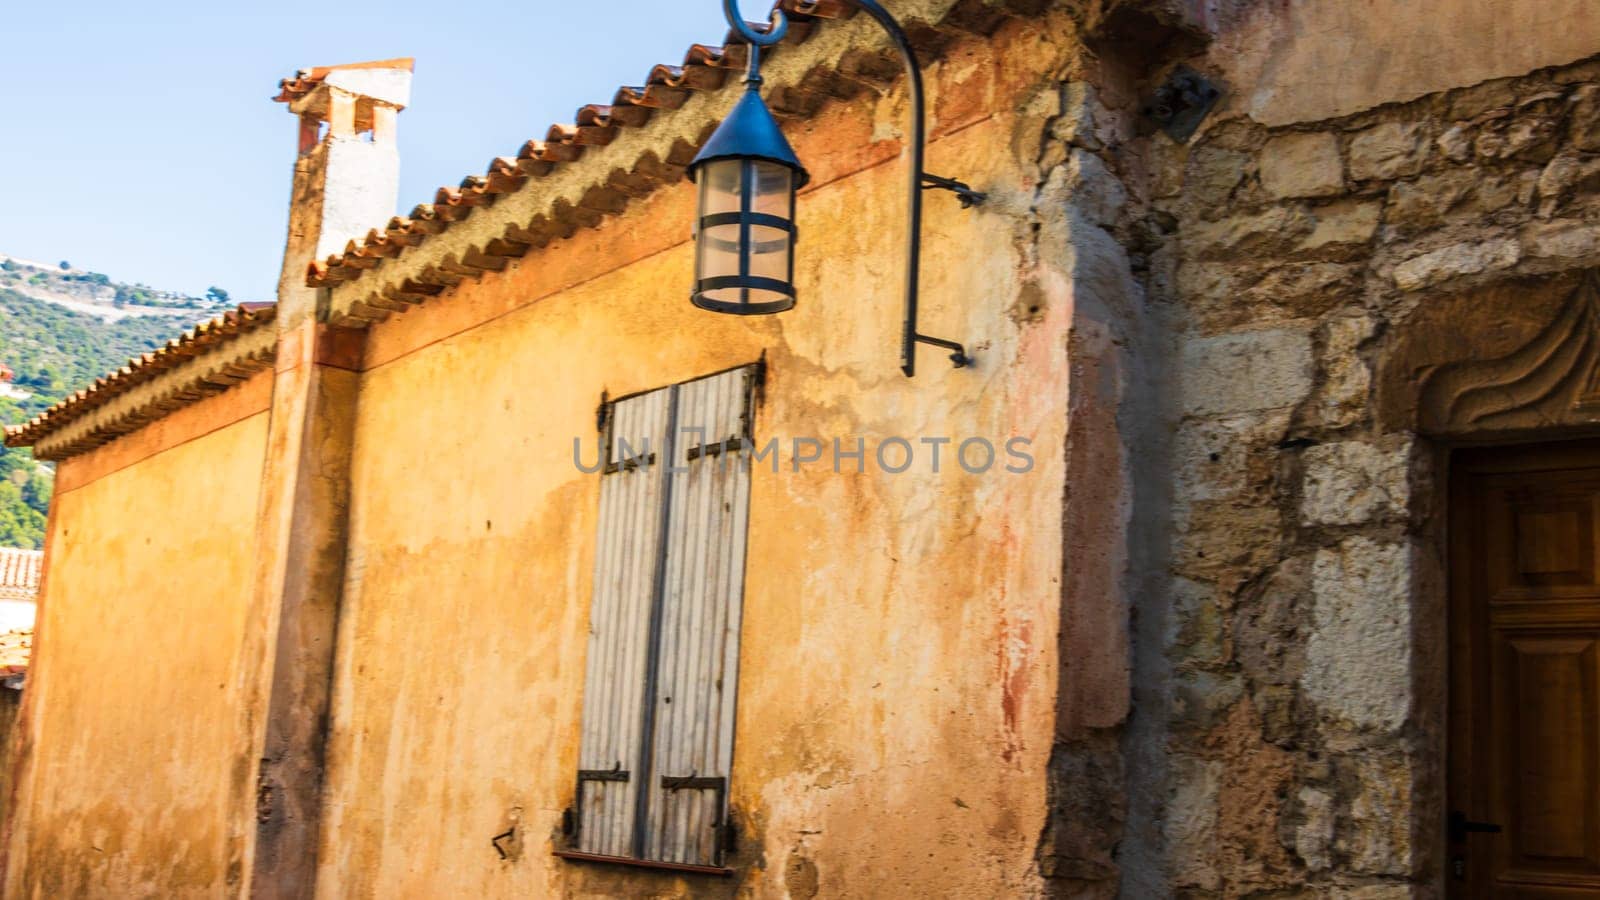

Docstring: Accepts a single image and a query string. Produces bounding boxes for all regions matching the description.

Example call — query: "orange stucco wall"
[3,373,272,898]
[313,21,1077,898]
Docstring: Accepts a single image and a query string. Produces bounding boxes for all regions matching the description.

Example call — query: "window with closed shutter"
[569,364,756,868]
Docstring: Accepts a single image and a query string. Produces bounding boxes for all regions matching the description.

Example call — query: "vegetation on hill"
[0,256,228,312]
[0,288,198,548]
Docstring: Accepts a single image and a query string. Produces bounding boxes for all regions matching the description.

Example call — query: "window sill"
[554,849,734,877]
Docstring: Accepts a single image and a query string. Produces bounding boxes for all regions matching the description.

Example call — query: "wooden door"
[1451,440,1600,897]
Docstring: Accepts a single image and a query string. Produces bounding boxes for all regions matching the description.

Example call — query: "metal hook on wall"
[722,0,788,83]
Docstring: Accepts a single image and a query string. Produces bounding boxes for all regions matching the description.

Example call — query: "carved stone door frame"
[1379,269,1600,894]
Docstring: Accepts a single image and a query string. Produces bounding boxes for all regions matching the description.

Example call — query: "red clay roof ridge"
[3,303,279,453]
[304,0,885,296]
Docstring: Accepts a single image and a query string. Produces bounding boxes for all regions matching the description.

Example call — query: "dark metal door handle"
[1450,810,1504,843]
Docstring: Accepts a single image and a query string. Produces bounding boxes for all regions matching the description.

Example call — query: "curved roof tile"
[3,303,277,450]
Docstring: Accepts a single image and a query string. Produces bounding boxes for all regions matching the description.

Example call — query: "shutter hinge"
[603,451,656,474]
[686,437,746,461]
[595,390,611,434]
[661,774,733,861]
[572,765,631,845]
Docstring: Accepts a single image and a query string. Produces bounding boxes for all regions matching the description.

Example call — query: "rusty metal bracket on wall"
[1141,65,1222,143]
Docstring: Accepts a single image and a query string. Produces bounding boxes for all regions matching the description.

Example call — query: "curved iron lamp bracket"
[721,0,984,376]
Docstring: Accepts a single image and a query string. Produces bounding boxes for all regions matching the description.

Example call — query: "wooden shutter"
[574,386,674,857]
[643,366,755,866]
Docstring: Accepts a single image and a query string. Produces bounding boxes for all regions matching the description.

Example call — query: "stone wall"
[1116,39,1600,897]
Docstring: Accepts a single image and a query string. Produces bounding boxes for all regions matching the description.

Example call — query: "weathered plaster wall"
[15,3,1596,897]
[1114,5,1600,889]
[312,16,1135,898]
[1217,0,1600,127]
[2,373,273,897]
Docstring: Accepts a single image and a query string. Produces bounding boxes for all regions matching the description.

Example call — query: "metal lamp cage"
[690,157,800,315]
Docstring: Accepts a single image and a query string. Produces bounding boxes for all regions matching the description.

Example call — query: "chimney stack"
[272,58,413,322]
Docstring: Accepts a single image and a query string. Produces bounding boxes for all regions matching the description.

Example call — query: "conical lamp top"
[687,87,809,187]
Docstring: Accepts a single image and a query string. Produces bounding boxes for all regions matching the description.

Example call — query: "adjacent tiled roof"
[3,303,277,451]
[304,0,1019,303]
[0,549,41,604]
[274,57,416,105]
[0,629,32,685]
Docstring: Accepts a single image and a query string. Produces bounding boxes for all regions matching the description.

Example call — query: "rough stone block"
[1300,200,1382,251]
[1349,122,1428,181]
[1182,328,1314,416]
[1436,125,1474,163]
[1171,670,1245,731]
[1051,82,1106,152]
[1524,219,1600,259]
[1165,756,1223,891]
[1339,755,1415,876]
[1234,556,1311,687]
[1173,502,1283,589]
[1317,315,1376,428]
[1392,239,1521,291]
[1295,786,1334,871]
[1476,113,1561,161]
[1301,440,1409,526]
[1385,171,1471,231]
[1185,146,1253,208]
[1168,577,1226,667]
[1187,206,1315,258]
[1330,886,1413,900]
[1173,411,1290,505]
[1179,262,1362,333]
[1304,538,1411,732]
[1058,148,1126,226]
[1573,85,1600,151]
[1260,132,1345,199]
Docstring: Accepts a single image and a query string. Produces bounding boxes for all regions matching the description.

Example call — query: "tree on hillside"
[58,261,70,270]
[0,481,45,548]
[205,286,231,305]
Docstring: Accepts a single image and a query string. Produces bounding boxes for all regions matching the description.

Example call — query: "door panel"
[1452,441,1600,897]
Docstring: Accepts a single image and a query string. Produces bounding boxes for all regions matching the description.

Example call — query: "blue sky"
[0,2,738,300]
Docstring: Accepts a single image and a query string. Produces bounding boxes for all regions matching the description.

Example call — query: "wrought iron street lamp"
[688,0,984,376]
[687,25,808,316]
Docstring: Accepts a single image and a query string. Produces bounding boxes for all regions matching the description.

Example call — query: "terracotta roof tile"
[9,2,1026,442]
[0,628,32,681]
[3,303,277,451]
[304,0,877,292]
[303,0,1026,304]
[0,549,41,603]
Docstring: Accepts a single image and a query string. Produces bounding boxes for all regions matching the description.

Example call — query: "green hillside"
[0,288,200,548]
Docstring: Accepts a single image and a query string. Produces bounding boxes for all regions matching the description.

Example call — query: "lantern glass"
[692,158,797,314]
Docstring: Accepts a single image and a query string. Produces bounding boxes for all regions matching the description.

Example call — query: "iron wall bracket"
[726,0,980,377]
[920,173,986,209]
[1141,65,1222,143]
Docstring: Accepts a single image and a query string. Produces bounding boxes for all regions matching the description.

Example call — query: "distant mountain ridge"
[0,253,231,321]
